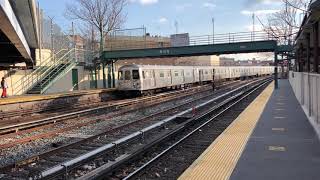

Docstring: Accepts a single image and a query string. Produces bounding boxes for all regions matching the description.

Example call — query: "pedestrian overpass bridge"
[102,31,293,60]
[0,0,39,69]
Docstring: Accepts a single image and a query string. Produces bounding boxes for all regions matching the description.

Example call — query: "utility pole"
[252,13,255,41]
[48,16,54,62]
[175,21,179,34]
[212,17,215,44]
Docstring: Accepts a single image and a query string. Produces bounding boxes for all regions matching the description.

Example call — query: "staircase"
[12,48,79,95]
[27,64,70,94]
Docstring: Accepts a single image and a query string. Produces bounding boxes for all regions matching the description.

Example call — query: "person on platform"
[1,77,8,98]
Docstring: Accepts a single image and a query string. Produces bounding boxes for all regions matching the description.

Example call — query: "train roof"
[118,64,274,70]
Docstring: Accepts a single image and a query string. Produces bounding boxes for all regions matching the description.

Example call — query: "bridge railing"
[105,31,277,51]
[189,31,276,45]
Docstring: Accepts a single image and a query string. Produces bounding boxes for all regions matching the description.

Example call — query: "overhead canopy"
[0,0,39,68]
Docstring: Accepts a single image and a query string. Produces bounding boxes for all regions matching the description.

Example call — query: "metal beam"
[275,52,278,89]
[103,40,278,60]
[313,22,319,73]
[0,0,31,61]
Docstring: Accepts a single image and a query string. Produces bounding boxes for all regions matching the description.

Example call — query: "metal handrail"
[39,51,77,93]
[105,30,279,51]
[34,48,75,90]
[12,49,68,95]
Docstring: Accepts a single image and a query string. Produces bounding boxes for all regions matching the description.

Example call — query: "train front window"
[132,70,140,80]
[125,70,131,80]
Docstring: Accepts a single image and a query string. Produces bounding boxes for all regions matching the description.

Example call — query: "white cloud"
[244,24,264,31]
[241,9,280,15]
[159,17,168,23]
[130,0,158,5]
[261,0,282,5]
[246,0,282,6]
[203,2,216,10]
[176,3,192,11]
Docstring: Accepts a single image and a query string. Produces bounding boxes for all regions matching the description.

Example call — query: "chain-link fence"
[39,11,98,66]
[106,27,171,51]
[40,12,73,52]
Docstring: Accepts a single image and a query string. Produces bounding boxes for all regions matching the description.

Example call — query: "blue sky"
[38,0,285,36]
[38,0,290,60]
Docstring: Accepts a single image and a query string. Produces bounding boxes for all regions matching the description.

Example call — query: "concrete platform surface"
[179,80,320,180]
[231,80,320,180]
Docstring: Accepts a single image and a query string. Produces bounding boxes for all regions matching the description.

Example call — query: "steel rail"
[121,79,271,180]
[33,79,266,179]
[0,84,213,134]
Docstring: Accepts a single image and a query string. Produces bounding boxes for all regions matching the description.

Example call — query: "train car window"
[118,71,123,80]
[125,70,131,80]
[142,71,145,79]
[205,71,208,75]
[174,71,179,77]
[160,72,165,78]
[132,70,140,80]
[145,71,150,78]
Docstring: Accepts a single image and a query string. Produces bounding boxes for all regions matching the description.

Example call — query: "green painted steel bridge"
[102,31,293,60]
[101,31,294,89]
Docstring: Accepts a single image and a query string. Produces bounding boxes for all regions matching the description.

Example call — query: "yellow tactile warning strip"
[178,82,274,180]
[0,89,115,105]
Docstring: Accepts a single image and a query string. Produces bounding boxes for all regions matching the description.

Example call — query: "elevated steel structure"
[103,40,292,60]
[101,31,294,89]
[0,0,39,68]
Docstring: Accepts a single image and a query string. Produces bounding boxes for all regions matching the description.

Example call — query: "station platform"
[0,89,116,113]
[179,80,320,180]
[0,89,115,105]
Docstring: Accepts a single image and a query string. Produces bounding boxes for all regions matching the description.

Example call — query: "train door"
[212,69,215,81]
[199,70,203,83]
[193,69,198,83]
[151,70,156,87]
[123,70,132,87]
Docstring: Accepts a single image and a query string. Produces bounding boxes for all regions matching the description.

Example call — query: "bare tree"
[258,0,311,44]
[66,0,127,53]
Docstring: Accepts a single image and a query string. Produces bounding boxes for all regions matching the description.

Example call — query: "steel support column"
[94,64,98,89]
[102,62,107,88]
[307,33,311,73]
[107,63,112,88]
[275,51,278,89]
[298,44,303,72]
[111,60,115,88]
[313,22,319,73]
[307,33,312,116]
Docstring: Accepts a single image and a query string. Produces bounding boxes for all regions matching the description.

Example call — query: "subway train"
[117,65,274,95]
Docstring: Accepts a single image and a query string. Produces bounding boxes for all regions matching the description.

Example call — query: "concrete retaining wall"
[289,71,320,133]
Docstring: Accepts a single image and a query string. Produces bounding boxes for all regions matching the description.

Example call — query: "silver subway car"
[117,65,273,95]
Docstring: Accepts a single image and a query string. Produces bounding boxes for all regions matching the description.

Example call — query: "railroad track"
[0,77,271,179]
[0,80,242,136]
[0,84,214,135]
[117,79,271,180]
[0,80,245,154]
